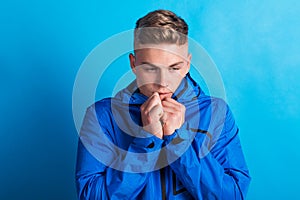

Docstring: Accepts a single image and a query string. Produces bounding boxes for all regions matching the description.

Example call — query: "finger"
[142,92,157,108]
[149,104,164,120]
[143,92,162,113]
[147,93,162,113]
[162,106,177,114]
[163,98,186,113]
[159,93,172,101]
[163,97,182,106]
[161,100,180,111]
[160,113,168,126]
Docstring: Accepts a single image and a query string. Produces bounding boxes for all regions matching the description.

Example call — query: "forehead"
[135,43,188,62]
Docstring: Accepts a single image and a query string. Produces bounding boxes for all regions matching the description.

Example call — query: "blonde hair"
[134,10,188,46]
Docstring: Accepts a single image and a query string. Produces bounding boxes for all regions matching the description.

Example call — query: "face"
[129,43,191,99]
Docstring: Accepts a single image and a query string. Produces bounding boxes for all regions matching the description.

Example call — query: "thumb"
[149,104,164,121]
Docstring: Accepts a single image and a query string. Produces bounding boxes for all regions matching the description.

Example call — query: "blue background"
[1,0,299,199]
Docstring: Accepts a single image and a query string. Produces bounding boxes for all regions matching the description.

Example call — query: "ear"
[129,53,137,74]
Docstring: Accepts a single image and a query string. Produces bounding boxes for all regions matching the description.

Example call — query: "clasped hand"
[140,92,185,139]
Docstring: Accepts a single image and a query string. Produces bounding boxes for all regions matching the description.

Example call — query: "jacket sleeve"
[165,103,251,199]
[76,105,164,200]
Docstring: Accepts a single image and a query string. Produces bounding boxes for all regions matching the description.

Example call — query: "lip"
[158,92,171,94]
[157,90,172,94]
[157,91,172,95]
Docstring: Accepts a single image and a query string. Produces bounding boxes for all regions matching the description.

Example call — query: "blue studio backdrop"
[1,0,299,199]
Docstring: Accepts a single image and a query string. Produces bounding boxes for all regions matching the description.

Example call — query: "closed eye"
[170,67,180,71]
[169,64,184,72]
[142,64,159,72]
[145,67,158,72]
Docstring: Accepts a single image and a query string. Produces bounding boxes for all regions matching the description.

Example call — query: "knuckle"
[146,115,152,123]
[180,105,186,112]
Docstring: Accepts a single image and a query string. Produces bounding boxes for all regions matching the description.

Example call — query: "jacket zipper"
[160,168,166,200]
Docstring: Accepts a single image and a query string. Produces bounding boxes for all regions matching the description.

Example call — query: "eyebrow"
[140,61,184,68]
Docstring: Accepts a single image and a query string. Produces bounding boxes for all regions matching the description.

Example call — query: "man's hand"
[161,97,185,136]
[140,92,164,139]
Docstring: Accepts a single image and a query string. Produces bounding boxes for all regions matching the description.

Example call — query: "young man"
[76,10,251,199]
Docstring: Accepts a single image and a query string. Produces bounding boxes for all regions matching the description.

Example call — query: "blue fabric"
[76,73,251,199]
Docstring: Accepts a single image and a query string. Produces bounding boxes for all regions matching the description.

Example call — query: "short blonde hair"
[134,10,188,46]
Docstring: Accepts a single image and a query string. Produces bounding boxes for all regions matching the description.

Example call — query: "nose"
[157,69,168,87]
